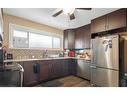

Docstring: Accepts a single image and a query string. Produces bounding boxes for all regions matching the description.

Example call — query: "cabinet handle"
[33,63,40,73]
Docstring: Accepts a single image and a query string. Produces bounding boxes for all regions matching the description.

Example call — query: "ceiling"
[3,8,119,30]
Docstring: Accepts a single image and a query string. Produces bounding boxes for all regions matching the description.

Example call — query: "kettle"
[68,51,75,57]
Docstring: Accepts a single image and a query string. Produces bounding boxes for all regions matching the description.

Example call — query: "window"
[53,37,60,48]
[13,30,29,48]
[9,24,63,50]
[29,33,52,48]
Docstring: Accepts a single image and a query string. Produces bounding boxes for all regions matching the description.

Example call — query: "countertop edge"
[4,57,91,63]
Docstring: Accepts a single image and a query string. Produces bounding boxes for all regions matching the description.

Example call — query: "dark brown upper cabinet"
[91,15,106,33]
[63,29,75,49]
[108,8,126,30]
[75,28,83,49]
[63,30,68,49]
[91,8,127,34]
[75,24,91,49]
[82,24,91,49]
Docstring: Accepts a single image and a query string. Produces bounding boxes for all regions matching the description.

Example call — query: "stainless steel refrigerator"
[90,35,125,87]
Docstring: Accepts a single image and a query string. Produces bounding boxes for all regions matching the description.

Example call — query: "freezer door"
[91,35,119,70]
[90,66,119,87]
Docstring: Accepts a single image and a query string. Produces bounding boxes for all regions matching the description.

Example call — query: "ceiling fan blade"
[52,10,63,17]
[70,13,75,20]
[76,8,92,10]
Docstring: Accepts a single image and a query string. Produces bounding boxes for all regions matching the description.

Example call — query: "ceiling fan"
[52,8,92,20]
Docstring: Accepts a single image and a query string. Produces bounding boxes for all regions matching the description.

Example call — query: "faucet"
[43,50,48,58]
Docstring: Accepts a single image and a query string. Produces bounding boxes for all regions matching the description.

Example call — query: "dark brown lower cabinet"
[52,60,63,78]
[48,60,58,79]
[47,59,70,79]
[23,61,40,86]
[62,59,70,76]
[39,60,51,81]
[69,59,77,75]
[18,59,77,86]
[38,60,70,82]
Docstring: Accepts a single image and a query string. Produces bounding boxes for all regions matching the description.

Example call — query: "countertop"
[3,57,91,63]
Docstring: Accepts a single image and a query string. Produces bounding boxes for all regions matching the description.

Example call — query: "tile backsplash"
[7,49,62,60]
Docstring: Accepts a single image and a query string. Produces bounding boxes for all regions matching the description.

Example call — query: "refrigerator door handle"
[90,66,97,69]
[105,44,108,52]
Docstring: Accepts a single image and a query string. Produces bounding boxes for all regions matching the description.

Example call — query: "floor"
[36,75,91,87]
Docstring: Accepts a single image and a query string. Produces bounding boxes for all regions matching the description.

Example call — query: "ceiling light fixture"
[63,8,75,15]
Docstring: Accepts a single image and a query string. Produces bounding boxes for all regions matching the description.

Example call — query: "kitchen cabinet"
[91,15,106,33]
[50,59,70,78]
[63,29,75,49]
[23,61,40,86]
[50,60,61,78]
[18,59,77,86]
[75,24,91,49]
[39,60,56,81]
[69,59,77,75]
[75,28,83,49]
[82,24,91,48]
[60,59,70,76]
[63,30,68,49]
[68,30,75,49]
[52,60,63,77]
[64,24,90,49]
[39,59,70,81]
[39,60,51,81]
[91,8,127,34]
[108,8,126,30]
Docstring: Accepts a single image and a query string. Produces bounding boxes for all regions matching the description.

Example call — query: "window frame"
[9,23,63,50]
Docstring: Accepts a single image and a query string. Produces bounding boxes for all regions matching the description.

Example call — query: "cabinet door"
[51,60,60,78]
[57,60,64,77]
[63,59,69,76]
[68,30,75,49]
[108,9,126,30]
[69,59,77,75]
[75,29,83,49]
[39,60,50,81]
[51,59,66,78]
[23,61,39,86]
[59,59,67,77]
[48,60,67,79]
[91,15,107,33]
[75,24,91,49]
[50,59,70,78]
[63,30,75,49]
[82,24,91,49]
[63,30,68,49]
